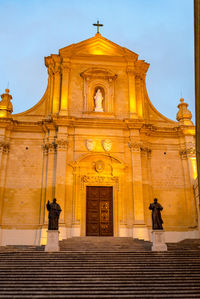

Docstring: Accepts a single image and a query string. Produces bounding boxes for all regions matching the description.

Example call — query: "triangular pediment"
[59,34,138,59]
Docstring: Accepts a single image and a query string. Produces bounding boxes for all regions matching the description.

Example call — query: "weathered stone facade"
[0,33,198,245]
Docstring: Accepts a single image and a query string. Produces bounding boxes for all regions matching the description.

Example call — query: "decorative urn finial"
[0,89,13,118]
[176,98,193,125]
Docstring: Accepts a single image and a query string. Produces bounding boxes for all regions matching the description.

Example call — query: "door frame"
[86,186,114,236]
[80,176,119,237]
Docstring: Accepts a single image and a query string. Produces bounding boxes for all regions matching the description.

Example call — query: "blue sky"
[0,0,194,121]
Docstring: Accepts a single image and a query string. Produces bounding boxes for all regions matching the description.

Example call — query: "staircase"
[60,236,152,251]
[0,238,200,298]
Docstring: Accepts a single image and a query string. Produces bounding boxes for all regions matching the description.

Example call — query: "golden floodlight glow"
[90,48,105,55]
[0,110,7,118]
[130,96,137,114]
[137,103,143,117]
[190,157,197,179]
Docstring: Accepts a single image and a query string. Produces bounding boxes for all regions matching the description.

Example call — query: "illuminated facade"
[0,33,198,245]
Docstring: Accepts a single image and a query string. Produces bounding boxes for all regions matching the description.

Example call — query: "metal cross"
[93,20,103,34]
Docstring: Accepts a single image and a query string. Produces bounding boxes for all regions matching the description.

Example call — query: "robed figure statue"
[149,198,163,230]
[46,198,62,230]
[94,89,103,112]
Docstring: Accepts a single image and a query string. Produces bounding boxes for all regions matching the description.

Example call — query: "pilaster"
[127,66,137,118]
[128,128,147,238]
[0,139,10,228]
[60,61,70,115]
[55,127,68,224]
[52,59,61,114]
[41,124,57,227]
[135,75,144,118]
[179,137,197,227]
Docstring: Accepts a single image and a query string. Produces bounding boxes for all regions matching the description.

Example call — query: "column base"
[151,230,167,251]
[45,230,60,252]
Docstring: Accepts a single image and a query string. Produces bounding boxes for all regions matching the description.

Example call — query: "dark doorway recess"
[86,186,113,236]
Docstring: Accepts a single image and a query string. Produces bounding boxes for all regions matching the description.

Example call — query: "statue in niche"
[94,89,104,112]
[47,198,62,230]
[149,198,163,230]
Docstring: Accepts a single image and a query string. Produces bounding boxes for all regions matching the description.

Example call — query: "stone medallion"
[95,160,105,173]
[86,139,96,151]
[102,139,112,152]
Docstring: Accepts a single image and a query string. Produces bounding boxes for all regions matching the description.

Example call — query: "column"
[60,61,70,116]
[127,66,137,118]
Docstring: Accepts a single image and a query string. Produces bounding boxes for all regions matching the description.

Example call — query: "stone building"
[0,33,198,246]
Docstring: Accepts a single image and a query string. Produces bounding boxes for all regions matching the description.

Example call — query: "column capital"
[0,142,10,153]
[61,62,70,73]
[126,66,135,75]
[128,141,142,152]
[56,139,68,150]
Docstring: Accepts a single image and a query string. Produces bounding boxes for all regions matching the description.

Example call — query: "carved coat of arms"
[102,139,112,152]
[86,139,96,151]
[95,160,105,173]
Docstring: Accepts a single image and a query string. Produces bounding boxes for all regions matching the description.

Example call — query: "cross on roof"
[93,20,103,34]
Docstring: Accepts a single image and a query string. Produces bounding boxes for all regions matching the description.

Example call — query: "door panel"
[86,186,113,236]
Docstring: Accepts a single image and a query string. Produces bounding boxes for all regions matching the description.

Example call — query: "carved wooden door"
[86,186,113,236]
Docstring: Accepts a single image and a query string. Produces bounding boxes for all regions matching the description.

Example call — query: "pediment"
[59,34,138,60]
[80,67,117,80]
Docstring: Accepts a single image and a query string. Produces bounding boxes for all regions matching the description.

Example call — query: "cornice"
[139,123,195,138]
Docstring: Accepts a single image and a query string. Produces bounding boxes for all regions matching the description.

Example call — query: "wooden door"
[86,186,113,236]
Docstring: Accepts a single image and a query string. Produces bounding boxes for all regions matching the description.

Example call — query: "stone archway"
[69,153,125,237]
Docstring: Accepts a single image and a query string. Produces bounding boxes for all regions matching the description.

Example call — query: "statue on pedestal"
[149,198,163,230]
[94,89,103,112]
[46,198,62,230]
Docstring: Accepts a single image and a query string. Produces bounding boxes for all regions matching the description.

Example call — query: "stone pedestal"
[151,230,167,251]
[45,230,60,252]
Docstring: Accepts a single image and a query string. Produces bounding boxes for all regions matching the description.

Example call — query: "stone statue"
[46,198,62,230]
[149,198,163,230]
[94,89,103,112]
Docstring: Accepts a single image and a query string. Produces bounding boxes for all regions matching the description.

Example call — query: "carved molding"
[42,139,68,154]
[180,147,196,159]
[128,142,142,152]
[140,146,152,157]
[42,142,57,154]
[57,139,68,150]
[81,68,116,113]
[0,142,10,153]
[81,175,119,190]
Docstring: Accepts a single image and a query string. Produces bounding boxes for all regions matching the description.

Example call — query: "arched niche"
[80,68,117,113]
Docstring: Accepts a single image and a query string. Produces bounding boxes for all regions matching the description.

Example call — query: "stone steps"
[0,238,200,297]
[59,237,152,251]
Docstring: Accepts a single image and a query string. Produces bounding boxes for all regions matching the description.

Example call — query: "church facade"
[0,33,198,246]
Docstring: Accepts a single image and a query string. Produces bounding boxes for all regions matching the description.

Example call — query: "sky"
[0,0,194,121]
